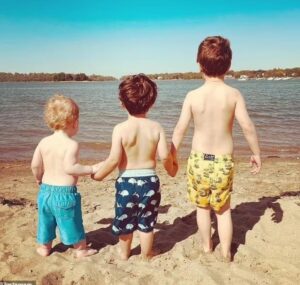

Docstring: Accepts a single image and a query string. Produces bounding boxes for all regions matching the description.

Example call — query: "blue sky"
[0,0,299,77]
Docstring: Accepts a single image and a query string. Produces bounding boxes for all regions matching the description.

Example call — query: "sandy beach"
[0,157,299,284]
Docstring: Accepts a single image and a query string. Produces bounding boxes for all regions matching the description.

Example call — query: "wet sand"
[0,157,299,284]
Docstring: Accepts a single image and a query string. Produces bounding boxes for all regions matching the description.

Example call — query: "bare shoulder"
[225,84,242,98]
[110,122,128,141]
[147,119,164,131]
[113,121,126,134]
[69,137,79,147]
[65,137,79,152]
[38,135,52,149]
[186,87,203,99]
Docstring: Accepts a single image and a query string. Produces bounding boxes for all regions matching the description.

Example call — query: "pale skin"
[93,111,177,260]
[31,120,100,257]
[172,74,261,260]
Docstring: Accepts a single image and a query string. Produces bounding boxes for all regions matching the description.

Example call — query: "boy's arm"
[92,125,123,181]
[157,125,177,177]
[172,95,192,153]
[31,144,44,185]
[235,91,261,174]
[64,141,94,176]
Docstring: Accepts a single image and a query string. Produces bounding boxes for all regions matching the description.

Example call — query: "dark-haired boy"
[172,36,261,261]
[93,74,177,260]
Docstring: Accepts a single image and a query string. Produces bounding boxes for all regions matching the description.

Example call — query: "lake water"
[0,79,299,162]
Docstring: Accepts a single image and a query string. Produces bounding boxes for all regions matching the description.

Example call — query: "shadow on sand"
[51,218,118,254]
[151,191,299,259]
[51,205,173,255]
[52,191,299,258]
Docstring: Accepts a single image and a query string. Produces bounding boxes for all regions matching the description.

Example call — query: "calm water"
[0,79,299,162]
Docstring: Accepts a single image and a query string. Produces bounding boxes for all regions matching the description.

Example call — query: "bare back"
[117,118,161,170]
[189,82,238,155]
[38,133,78,185]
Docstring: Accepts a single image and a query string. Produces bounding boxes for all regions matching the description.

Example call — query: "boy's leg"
[37,241,52,256]
[196,206,213,253]
[53,189,97,258]
[119,233,133,260]
[36,185,56,256]
[138,230,154,259]
[74,239,97,258]
[215,201,232,260]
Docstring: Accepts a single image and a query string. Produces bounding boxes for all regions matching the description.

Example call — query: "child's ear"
[74,119,79,129]
[119,101,125,109]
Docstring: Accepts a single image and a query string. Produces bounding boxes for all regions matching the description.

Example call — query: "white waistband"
[119,168,156,178]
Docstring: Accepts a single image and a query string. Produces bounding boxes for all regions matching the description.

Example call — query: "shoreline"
[0,77,299,83]
[1,155,299,165]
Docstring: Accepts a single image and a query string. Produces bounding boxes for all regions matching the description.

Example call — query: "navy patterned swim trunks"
[112,169,160,235]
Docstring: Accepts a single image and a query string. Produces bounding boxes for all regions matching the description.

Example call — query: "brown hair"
[44,94,79,130]
[197,36,232,77]
[119,74,157,115]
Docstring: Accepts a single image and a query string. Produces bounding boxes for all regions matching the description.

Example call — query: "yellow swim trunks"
[187,150,234,211]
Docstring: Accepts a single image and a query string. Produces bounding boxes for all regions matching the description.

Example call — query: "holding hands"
[170,143,179,176]
[91,161,105,177]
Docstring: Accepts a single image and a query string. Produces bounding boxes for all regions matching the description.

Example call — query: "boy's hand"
[170,142,177,157]
[173,153,179,171]
[169,144,179,176]
[92,161,104,174]
[168,152,178,177]
[250,155,261,174]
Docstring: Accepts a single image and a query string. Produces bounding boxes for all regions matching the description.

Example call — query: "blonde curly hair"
[44,94,79,130]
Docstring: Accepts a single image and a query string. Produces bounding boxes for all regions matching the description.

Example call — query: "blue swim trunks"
[112,169,161,236]
[37,183,85,245]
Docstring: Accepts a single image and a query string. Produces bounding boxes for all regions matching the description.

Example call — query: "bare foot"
[202,247,213,254]
[119,252,130,260]
[216,248,232,263]
[221,253,232,263]
[117,247,130,260]
[75,248,98,258]
[202,239,213,254]
[37,247,51,257]
[218,254,231,263]
[141,248,160,260]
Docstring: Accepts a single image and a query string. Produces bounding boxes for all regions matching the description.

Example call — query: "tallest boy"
[172,36,261,261]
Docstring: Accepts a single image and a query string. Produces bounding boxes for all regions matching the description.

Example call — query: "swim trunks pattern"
[187,151,234,211]
[112,175,160,235]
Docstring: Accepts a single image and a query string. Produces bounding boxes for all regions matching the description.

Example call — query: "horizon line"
[1,66,299,79]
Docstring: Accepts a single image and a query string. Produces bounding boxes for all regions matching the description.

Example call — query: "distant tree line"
[227,67,300,79]
[121,68,300,80]
[147,72,202,80]
[1,68,299,82]
[0,72,117,82]
[120,72,202,81]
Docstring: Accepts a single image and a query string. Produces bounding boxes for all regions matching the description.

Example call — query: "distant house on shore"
[238,75,249,81]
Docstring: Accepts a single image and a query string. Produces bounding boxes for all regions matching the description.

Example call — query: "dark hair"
[119,74,157,115]
[197,36,232,77]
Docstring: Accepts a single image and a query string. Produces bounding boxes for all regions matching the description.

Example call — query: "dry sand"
[0,158,299,285]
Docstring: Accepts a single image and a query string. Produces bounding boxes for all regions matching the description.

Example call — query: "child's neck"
[54,129,72,138]
[203,74,225,84]
[128,113,147,119]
